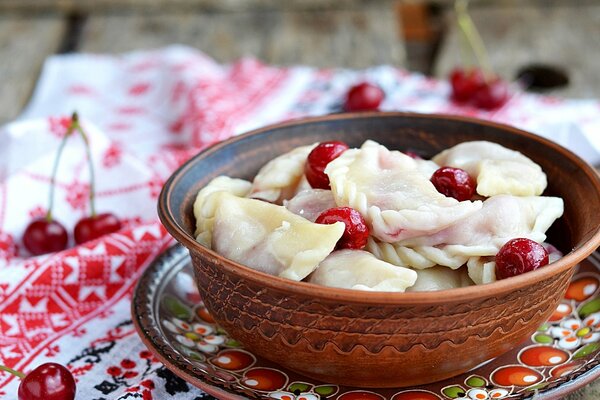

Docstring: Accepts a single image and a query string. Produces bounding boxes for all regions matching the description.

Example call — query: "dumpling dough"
[325,140,482,242]
[366,237,467,270]
[193,176,252,247]
[414,158,441,179]
[284,189,337,222]
[406,266,473,292]
[308,249,417,292]
[466,257,496,285]
[249,144,317,203]
[367,195,564,270]
[432,141,547,196]
[399,195,564,251]
[211,193,344,281]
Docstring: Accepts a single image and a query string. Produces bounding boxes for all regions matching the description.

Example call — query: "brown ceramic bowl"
[158,112,600,388]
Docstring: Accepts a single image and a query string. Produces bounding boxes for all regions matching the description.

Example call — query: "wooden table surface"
[0,1,599,398]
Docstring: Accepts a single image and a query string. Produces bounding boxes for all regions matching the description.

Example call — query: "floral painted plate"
[132,245,600,400]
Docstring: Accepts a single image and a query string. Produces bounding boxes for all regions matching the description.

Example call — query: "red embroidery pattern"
[0,225,171,389]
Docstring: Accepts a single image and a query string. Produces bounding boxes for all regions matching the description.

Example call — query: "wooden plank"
[0,15,66,123]
[79,8,405,69]
[3,0,600,13]
[0,0,400,13]
[434,4,600,98]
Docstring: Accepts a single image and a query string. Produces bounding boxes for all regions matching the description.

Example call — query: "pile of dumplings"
[193,140,564,292]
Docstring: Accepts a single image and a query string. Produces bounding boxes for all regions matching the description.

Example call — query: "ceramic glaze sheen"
[158,113,600,387]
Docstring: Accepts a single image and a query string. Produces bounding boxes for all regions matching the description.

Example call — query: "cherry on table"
[305,141,349,189]
[343,82,385,112]
[22,218,68,256]
[5,362,76,400]
[430,166,476,201]
[473,78,510,110]
[496,238,549,280]
[450,68,485,103]
[74,212,122,244]
[316,207,370,250]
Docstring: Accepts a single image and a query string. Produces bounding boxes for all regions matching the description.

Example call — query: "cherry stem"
[72,114,97,218]
[0,365,25,379]
[455,0,493,80]
[46,114,78,222]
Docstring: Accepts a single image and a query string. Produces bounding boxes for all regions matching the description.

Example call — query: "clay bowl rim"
[158,111,600,306]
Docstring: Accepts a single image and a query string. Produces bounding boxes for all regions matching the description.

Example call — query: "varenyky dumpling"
[399,195,564,252]
[249,144,317,203]
[432,141,547,196]
[466,257,496,285]
[406,266,473,292]
[211,193,344,281]
[308,249,417,292]
[414,157,441,179]
[368,195,563,270]
[284,189,337,222]
[193,176,252,247]
[325,140,482,242]
[366,237,468,270]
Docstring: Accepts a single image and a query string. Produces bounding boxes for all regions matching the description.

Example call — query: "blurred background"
[1,0,599,123]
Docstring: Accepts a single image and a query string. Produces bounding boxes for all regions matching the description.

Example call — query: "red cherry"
[74,213,122,244]
[22,218,68,255]
[305,141,349,189]
[474,78,510,110]
[496,238,549,279]
[18,363,76,400]
[316,207,370,250]
[450,68,485,103]
[344,82,385,111]
[430,167,476,201]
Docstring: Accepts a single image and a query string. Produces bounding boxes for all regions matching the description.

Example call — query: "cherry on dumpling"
[430,166,475,201]
[305,141,349,189]
[316,207,369,250]
[496,238,549,279]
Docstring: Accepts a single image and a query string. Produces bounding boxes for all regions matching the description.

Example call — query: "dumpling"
[211,193,344,281]
[325,140,482,242]
[293,175,313,195]
[406,266,473,292]
[193,176,252,247]
[371,141,441,179]
[308,249,417,292]
[366,237,468,269]
[284,189,337,222]
[400,195,564,250]
[414,158,441,179]
[371,195,563,270]
[466,257,496,285]
[432,141,547,196]
[249,144,317,203]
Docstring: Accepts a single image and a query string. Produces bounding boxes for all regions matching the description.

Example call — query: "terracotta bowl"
[158,112,600,388]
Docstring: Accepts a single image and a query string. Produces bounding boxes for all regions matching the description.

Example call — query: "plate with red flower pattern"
[132,245,600,400]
